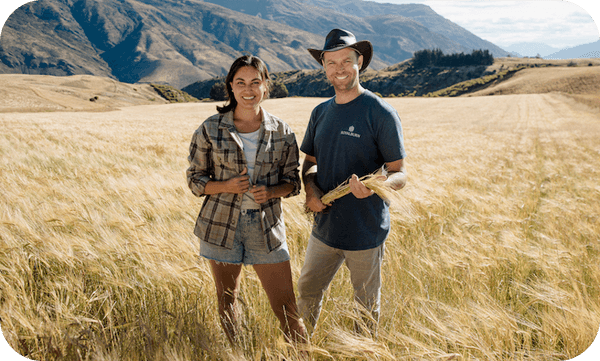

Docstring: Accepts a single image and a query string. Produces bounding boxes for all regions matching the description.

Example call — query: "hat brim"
[308,40,373,73]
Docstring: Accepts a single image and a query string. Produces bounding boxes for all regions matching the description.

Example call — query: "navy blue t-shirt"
[301,90,406,250]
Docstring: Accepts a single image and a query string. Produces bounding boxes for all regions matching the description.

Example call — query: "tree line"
[412,48,494,68]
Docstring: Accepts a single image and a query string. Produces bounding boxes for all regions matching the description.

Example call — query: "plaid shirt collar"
[218,108,279,132]
[219,109,278,157]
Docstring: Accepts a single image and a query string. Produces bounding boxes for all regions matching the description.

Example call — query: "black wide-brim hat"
[308,29,373,73]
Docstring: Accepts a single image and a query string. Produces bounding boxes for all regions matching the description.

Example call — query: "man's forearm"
[302,156,329,211]
[384,170,407,190]
[302,159,319,195]
[382,160,407,191]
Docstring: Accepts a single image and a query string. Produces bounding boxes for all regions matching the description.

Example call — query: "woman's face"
[230,66,268,111]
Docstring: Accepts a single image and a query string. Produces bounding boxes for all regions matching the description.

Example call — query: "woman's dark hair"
[217,55,271,114]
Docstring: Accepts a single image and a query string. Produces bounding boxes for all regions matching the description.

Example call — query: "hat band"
[320,45,362,60]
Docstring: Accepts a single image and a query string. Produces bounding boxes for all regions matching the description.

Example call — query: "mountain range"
[505,43,562,58]
[0,0,510,89]
[545,40,600,60]
[505,40,600,59]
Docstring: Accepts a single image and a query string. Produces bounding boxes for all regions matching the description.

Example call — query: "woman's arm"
[204,167,251,195]
[249,182,295,204]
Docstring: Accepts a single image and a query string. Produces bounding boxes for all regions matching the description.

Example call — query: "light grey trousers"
[297,234,384,333]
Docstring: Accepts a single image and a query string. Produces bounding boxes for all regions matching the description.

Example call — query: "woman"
[186,55,307,345]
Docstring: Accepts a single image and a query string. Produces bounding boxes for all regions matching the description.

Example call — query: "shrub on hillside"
[269,81,288,98]
[209,82,227,101]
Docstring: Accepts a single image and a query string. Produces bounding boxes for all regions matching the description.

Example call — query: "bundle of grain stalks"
[321,173,396,205]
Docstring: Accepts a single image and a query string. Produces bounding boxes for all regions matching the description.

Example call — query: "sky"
[368,0,599,50]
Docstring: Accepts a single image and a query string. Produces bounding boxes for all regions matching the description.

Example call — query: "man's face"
[322,48,363,92]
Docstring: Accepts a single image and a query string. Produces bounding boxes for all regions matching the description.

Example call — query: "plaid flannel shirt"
[187,109,300,252]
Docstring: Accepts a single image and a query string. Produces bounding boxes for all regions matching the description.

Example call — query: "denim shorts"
[199,209,290,265]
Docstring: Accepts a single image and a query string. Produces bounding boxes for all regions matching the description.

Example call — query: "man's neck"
[334,84,365,104]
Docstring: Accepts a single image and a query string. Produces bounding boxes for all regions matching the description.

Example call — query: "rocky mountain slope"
[205,0,508,63]
[0,0,323,88]
[0,0,509,89]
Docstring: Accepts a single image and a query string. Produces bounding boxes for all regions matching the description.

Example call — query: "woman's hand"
[249,185,271,204]
[224,167,250,194]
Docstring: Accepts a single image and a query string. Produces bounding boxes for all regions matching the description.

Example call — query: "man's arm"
[383,158,407,190]
[348,158,407,199]
[302,154,329,212]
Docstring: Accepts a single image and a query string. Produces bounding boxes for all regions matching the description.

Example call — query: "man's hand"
[225,167,250,194]
[302,154,330,212]
[305,182,329,212]
[349,174,376,199]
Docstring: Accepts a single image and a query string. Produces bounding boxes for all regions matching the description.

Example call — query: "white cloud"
[368,0,599,49]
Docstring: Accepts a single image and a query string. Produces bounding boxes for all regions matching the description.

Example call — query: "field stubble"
[0,95,599,360]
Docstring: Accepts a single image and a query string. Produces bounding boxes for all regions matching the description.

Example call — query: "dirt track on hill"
[469,66,600,97]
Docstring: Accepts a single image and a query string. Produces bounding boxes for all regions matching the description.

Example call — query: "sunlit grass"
[1,94,599,360]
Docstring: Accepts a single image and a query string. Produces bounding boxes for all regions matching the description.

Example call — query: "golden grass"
[1,94,599,360]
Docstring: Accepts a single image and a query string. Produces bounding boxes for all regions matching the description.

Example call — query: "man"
[297,29,407,336]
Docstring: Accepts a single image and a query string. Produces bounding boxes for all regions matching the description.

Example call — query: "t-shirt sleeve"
[300,108,318,157]
[377,107,407,162]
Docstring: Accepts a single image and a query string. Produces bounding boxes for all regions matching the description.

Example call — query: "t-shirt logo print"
[341,125,361,138]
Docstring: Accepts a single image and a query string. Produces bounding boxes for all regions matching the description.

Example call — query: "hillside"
[183,62,493,99]
[0,0,508,89]
[4,58,599,113]
[467,59,600,96]
[0,74,168,112]
[184,57,600,102]
[465,60,600,110]
[0,0,324,89]
[201,0,507,64]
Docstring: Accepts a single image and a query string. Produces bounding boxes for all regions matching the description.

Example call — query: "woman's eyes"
[235,81,261,86]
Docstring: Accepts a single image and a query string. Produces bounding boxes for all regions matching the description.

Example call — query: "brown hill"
[382,57,600,100]
[467,62,600,111]
[469,63,600,97]
[0,74,168,112]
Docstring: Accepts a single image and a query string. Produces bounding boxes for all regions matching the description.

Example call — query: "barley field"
[1,93,599,360]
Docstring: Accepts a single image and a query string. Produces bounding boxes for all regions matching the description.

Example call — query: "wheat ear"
[321,174,395,205]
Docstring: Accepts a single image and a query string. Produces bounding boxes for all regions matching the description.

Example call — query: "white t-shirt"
[238,129,260,209]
